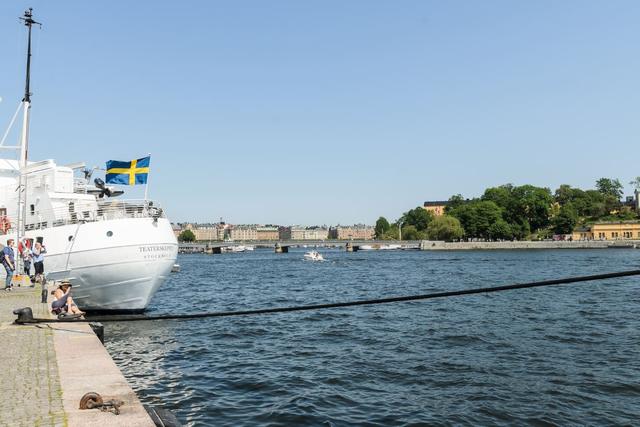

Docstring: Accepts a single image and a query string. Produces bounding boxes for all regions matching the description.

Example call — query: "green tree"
[400,207,434,231]
[596,178,623,200]
[488,219,513,240]
[552,204,578,234]
[178,229,196,242]
[426,216,464,241]
[445,194,465,213]
[481,184,552,234]
[583,190,606,218]
[382,224,399,240]
[630,177,640,191]
[508,185,553,231]
[554,184,576,206]
[554,185,592,217]
[401,225,426,240]
[374,217,390,238]
[482,184,514,212]
[448,200,503,239]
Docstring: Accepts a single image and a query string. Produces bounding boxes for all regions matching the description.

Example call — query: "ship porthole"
[68,235,73,241]
[106,231,113,237]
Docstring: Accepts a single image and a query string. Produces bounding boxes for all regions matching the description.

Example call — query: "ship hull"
[22,217,178,312]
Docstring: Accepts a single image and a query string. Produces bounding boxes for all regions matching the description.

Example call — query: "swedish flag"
[106,156,150,185]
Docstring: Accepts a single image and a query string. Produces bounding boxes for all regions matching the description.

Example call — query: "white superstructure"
[0,159,177,312]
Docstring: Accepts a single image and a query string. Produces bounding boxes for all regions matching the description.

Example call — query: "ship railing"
[73,178,88,194]
[20,200,165,232]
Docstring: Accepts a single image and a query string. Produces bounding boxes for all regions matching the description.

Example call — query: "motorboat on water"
[304,250,324,261]
[0,10,177,312]
[224,244,254,253]
[171,264,181,273]
[357,244,402,251]
[380,244,402,250]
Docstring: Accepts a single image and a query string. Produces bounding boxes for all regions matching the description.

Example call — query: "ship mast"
[19,8,40,167]
[16,8,41,267]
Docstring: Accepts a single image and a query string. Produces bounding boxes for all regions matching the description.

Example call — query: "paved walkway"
[0,284,154,426]
[0,285,65,426]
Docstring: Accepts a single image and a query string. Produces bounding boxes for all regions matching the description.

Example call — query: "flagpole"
[143,153,150,201]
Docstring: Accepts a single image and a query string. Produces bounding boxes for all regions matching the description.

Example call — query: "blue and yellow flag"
[105,156,150,185]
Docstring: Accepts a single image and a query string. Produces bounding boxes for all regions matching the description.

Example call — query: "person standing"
[2,239,15,291]
[22,245,32,276]
[32,241,46,281]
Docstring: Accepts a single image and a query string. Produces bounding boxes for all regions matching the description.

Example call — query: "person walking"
[32,241,46,281]
[2,239,15,291]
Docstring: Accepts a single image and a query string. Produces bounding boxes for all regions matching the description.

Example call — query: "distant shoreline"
[178,239,640,252]
[419,240,639,250]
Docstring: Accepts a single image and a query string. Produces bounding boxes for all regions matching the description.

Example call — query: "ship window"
[106,231,113,237]
[68,235,73,241]
[30,204,35,215]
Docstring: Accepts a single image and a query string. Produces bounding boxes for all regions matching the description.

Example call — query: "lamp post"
[398,220,403,241]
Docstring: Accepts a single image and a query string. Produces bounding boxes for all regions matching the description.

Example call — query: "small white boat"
[171,264,180,273]
[359,245,374,250]
[380,244,402,250]
[304,251,324,261]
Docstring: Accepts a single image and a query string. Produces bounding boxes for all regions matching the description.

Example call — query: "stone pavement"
[0,285,65,427]
[0,284,154,426]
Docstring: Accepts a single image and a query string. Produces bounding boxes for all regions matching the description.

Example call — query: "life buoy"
[18,239,32,255]
[0,216,10,234]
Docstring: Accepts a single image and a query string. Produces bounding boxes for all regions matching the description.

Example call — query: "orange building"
[572,221,640,240]
[423,201,449,216]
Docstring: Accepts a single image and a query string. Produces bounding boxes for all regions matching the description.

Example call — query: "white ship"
[0,10,177,312]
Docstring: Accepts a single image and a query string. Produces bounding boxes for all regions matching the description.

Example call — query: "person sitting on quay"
[2,239,15,291]
[51,281,85,317]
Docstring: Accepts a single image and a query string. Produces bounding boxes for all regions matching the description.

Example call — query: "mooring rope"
[13,269,640,324]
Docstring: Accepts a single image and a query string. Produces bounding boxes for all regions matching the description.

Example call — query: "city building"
[423,201,449,216]
[193,225,223,241]
[256,226,279,240]
[279,226,329,240]
[329,225,375,240]
[572,221,640,240]
[175,223,225,241]
[228,226,258,241]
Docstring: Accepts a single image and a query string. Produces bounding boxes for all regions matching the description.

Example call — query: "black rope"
[34,323,94,335]
[15,269,640,324]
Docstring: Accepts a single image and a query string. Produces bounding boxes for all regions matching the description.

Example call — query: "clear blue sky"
[1,1,639,225]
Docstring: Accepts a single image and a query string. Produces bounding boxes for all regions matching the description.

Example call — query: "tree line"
[376,177,640,241]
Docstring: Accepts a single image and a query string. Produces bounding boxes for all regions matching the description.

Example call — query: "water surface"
[105,248,640,426]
